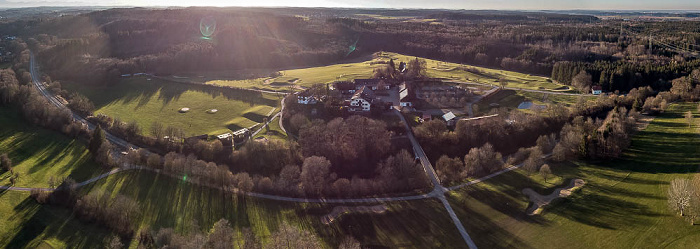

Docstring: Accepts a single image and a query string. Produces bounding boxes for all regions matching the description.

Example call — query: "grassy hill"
[0,106,105,188]
[63,78,282,137]
[0,106,112,248]
[447,102,700,248]
[205,52,565,92]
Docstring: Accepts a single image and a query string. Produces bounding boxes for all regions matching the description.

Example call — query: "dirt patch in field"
[321,205,388,225]
[523,179,585,215]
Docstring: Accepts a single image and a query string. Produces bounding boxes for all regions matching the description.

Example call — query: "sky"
[1,0,700,10]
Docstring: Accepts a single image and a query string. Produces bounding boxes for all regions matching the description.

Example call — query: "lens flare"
[200,17,216,38]
[346,38,359,56]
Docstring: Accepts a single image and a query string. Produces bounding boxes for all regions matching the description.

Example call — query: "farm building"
[349,86,374,112]
[399,82,416,107]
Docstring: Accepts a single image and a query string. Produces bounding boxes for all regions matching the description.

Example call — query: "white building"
[399,82,415,107]
[349,86,374,112]
[591,86,603,95]
[297,94,318,105]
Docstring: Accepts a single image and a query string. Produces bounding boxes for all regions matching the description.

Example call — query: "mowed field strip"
[63,78,283,137]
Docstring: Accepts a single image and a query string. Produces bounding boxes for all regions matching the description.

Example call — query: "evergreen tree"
[89,125,106,153]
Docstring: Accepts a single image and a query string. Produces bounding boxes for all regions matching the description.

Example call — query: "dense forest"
[3,8,700,90]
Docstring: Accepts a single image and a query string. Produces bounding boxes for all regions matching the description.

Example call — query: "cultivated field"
[447,103,700,248]
[205,52,565,92]
[63,78,282,137]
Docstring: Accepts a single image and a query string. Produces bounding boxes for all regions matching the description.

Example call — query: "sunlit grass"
[0,106,104,188]
[63,78,282,137]
[80,170,466,248]
[447,102,700,248]
[206,52,565,92]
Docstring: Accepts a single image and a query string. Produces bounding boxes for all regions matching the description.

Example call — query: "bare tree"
[105,235,123,249]
[539,164,552,183]
[300,156,334,196]
[668,178,693,217]
[0,153,12,172]
[572,70,593,93]
[265,222,322,249]
[205,219,235,249]
[685,111,694,128]
[338,236,362,249]
[523,147,544,173]
[435,155,464,183]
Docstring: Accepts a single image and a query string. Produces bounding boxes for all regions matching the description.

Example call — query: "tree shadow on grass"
[243,112,268,123]
[5,195,111,248]
[325,199,470,249]
[545,184,663,230]
[447,194,536,249]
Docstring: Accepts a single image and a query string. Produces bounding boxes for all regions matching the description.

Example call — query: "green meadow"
[63,78,282,137]
[447,103,700,248]
[206,52,566,92]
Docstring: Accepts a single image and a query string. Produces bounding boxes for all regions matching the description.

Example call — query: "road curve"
[29,52,137,150]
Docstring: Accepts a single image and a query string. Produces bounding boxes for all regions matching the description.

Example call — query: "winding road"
[29,52,137,150]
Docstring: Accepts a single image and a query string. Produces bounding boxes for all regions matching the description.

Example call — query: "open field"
[0,106,112,248]
[205,52,565,92]
[78,170,465,248]
[0,191,113,249]
[473,89,593,115]
[253,117,288,142]
[447,103,700,248]
[63,77,282,137]
[0,106,104,188]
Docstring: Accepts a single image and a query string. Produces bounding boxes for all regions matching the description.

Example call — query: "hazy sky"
[1,0,700,10]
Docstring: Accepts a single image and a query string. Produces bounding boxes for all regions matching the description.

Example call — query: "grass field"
[76,170,465,248]
[0,191,113,249]
[206,52,565,92]
[473,90,593,116]
[0,106,104,188]
[447,102,700,248]
[253,117,288,142]
[63,78,282,137]
[0,106,112,248]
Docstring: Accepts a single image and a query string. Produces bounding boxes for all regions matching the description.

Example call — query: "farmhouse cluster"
[295,78,474,124]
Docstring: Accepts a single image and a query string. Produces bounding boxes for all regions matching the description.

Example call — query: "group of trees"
[414,104,569,162]
[552,61,700,93]
[435,143,503,183]
[668,176,700,225]
[423,88,657,185]
[551,106,638,161]
[0,68,88,138]
[138,219,361,249]
[373,57,427,80]
[74,191,141,238]
[298,115,392,176]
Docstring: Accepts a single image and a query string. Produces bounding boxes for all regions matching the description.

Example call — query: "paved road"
[393,107,478,249]
[29,52,136,150]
